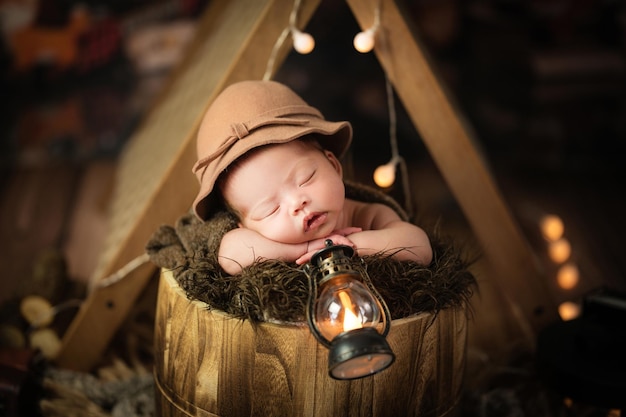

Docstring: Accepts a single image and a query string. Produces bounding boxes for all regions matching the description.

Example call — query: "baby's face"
[222,140,345,244]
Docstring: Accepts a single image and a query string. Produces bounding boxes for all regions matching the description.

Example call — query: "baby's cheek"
[266,220,302,243]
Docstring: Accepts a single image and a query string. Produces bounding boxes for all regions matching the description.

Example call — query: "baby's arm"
[347,202,433,265]
[218,227,358,275]
[349,221,433,265]
[219,228,303,275]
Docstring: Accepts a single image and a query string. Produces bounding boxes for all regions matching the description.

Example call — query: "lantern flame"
[339,291,362,332]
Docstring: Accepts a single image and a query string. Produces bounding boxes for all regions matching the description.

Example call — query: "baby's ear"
[324,150,343,177]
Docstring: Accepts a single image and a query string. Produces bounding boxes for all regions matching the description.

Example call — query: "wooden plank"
[346,0,559,335]
[56,0,322,371]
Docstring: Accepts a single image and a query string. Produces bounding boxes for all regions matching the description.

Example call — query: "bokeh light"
[549,238,571,264]
[558,301,581,321]
[354,30,375,53]
[557,263,579,290]
[373,163,396,188]
[540,214,564,241]
[293,30,315,54]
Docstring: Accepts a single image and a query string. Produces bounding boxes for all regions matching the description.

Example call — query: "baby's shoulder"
[344,199,399,229]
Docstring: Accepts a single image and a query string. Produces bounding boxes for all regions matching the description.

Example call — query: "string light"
[17,253,151,359]
[95,253,151,288]
[353,28,376,53]
[353,2,411,216]
[373,75,413,217]
[26,298,84,330]
[373,161,396,188]
[292,28,315,54]
[262,0,410,214]
[28,254,151,329]
[353,1,380,53]
[537,213,583,319]
[264,0,314,80]
[288,0,315,54]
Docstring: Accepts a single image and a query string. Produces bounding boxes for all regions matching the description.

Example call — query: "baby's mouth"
[303,212,327,232]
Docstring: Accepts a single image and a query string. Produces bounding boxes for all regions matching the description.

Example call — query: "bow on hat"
[192,105,323,182]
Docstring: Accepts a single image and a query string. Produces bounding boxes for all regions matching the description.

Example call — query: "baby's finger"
[297,235,354,264]
[296,253,312,265]
[326,234,355,247]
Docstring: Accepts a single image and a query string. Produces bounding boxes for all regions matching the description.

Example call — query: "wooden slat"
[55,0,322,371]
[346,0,559,335]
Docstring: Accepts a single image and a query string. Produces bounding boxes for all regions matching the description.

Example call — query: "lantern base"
[328,327,395,380]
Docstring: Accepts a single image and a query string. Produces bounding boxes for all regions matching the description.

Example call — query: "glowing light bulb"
[292,29,315,54]
[374,163,395,188]
[548,238,571,264]
[557,263,579,290]
[540,214,564,241]
[353,29,375,53]
[558,301,580,321]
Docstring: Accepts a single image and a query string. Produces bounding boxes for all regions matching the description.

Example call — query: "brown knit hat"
[192,80,352,220]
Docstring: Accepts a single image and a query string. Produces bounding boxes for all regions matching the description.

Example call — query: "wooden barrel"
[154,269,468,417]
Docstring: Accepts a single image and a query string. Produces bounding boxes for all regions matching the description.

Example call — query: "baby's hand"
[295,229,361,265]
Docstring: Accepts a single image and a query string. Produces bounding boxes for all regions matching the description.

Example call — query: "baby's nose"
[290,194,308,214]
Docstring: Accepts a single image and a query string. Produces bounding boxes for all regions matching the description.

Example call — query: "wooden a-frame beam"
[346,0,559,334]
[55,0,321,371]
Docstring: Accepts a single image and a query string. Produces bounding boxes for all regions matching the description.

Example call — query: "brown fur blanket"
[146,181,476,323]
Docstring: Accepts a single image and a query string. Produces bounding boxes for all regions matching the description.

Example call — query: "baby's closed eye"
[298,170,315,187]
[251,204,279,220]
